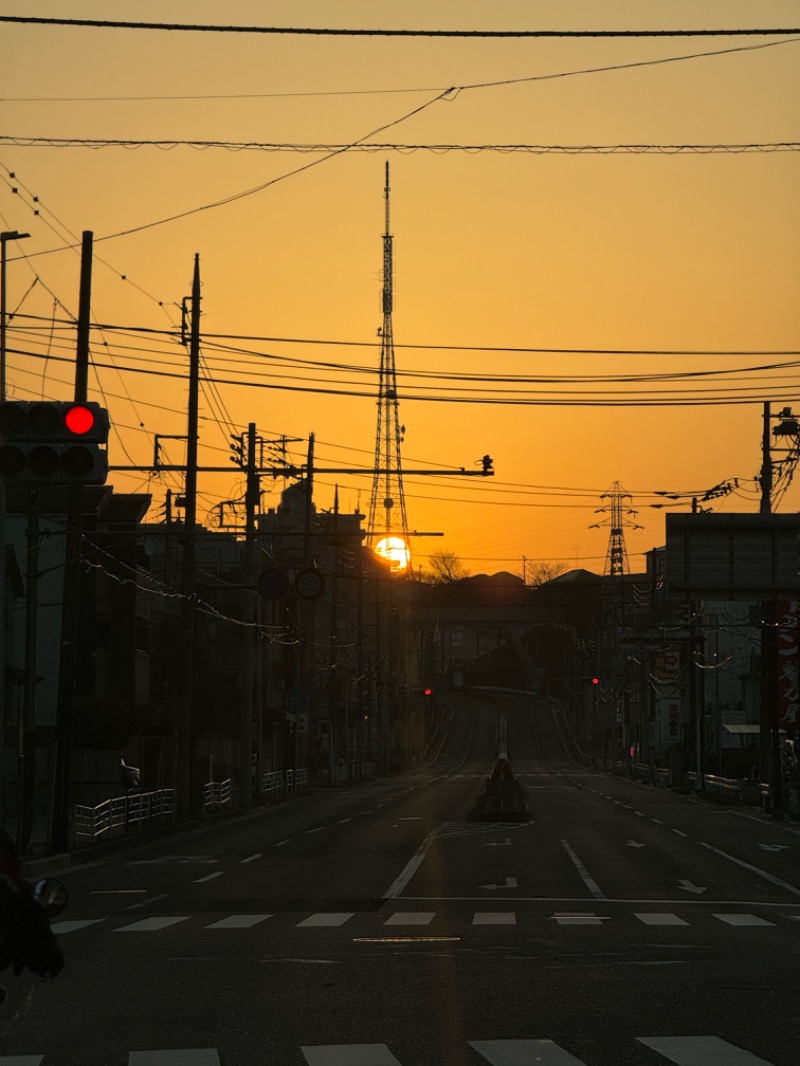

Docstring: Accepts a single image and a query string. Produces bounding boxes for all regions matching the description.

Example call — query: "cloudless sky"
[1,1,798,576]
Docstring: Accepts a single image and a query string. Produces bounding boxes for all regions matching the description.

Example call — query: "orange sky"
[1,2,798,577]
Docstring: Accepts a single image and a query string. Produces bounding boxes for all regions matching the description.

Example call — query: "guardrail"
[687,773,765,805]
[74,788,176,843]
[257,767,313,799]
[259,770,284,799]
[203,778,232,812]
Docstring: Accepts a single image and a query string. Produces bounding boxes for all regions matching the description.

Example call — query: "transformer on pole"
[366,163,410,571]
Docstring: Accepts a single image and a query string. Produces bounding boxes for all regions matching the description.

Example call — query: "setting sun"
[374,535,411,573]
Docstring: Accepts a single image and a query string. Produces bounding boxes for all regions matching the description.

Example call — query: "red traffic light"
[591,677,600,685]
[64,404,96,436]
[423,687,432,696]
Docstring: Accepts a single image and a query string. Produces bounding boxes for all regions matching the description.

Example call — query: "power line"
[6,136,798,155]
[8,345,800,407]
[2,17,798,37]
[16,315,799,359]
[3,37,796,106]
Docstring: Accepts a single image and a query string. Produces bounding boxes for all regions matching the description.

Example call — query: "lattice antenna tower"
[367,162,410,555]
[590,480,643,577]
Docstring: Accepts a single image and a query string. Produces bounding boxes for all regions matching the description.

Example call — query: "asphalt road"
[2,691,799,1065]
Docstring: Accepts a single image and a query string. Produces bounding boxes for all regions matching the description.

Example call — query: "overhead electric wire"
[1,17,798,37]
[3,35,797,105]
[9,344,800,406]
[15,321,800,389]
[7,136,797,155]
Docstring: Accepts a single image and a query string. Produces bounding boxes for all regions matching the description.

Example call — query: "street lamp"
[0,231,31,402]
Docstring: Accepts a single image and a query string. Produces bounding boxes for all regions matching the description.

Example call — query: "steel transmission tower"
[590,481,643,577]
[367,163,410,567]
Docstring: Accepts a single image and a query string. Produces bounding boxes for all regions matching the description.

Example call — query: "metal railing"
[259,770,284,799]
[74,788,175,843]
[203,778,232,812]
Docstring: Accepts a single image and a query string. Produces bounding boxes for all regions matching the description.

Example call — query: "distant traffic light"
[0,400,109,484]
[423,687,433,697]
[591,677,600,685]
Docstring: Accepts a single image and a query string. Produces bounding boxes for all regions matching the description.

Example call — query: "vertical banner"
[776,601,799,728]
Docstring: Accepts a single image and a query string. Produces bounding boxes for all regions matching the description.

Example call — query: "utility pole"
[177,255,200,821]
[19,487,39,851]
[758,402,783,815]
[51,231,92,851]
[240,422,258,809]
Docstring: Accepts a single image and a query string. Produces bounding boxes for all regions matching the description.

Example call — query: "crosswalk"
[50,908,790,936]
[0,1035,781,1064]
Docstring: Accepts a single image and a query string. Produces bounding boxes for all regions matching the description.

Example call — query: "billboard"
[665,514,800,598]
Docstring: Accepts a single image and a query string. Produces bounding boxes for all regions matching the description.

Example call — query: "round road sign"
[295,567,325,600]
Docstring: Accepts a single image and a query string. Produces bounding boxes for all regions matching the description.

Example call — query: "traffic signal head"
[0,401,109,485]
[423,687,433,697]
[592,677,600,685]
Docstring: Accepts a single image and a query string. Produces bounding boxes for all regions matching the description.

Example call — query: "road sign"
[295,567,325,600]
[256,567,290,599]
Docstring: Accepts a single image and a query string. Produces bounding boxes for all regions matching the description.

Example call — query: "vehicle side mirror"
[33,878,69,918]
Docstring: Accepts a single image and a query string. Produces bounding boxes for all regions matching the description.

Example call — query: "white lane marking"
[91,890,146,895]
[127,894,168,911]
[397,817,421,821]
[49,919,105,934]
[0,1057,45,1065]
[552,913,608,926]
[561,840,607,900]
[472,912,516,925]
[301,1045,402,1065]
[383,825,440,899]
[699,841,800,897]
[275,839,291,847]
[635,913,689,926]
[239,853,262,864]
[383,912,435,926]
[336,818,353,824]
[626,841,646,848]
[116,917,190,932]
[678,880,707,895]
[194,871,225,884]
[713,913,776,927]
[651,819,664,825]
[471,1039,587,1064]
[638,1035,776,1064]
[758,844,790,852]
[205,914,273,929]
[307,827,324,834]
[478,877,518,890]
[130,1052,221,1065]
[296,913,354,927]
[672,829,688,837]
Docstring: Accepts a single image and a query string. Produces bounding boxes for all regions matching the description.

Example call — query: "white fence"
[258,767,309,799]
[203,778,232,812]
[74,788,175,843]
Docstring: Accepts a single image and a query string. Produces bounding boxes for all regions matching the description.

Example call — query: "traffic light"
[0,400,109,485]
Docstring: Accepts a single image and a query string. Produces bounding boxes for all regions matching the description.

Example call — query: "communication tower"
[590,481,642,577]
[367,163,410,570]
